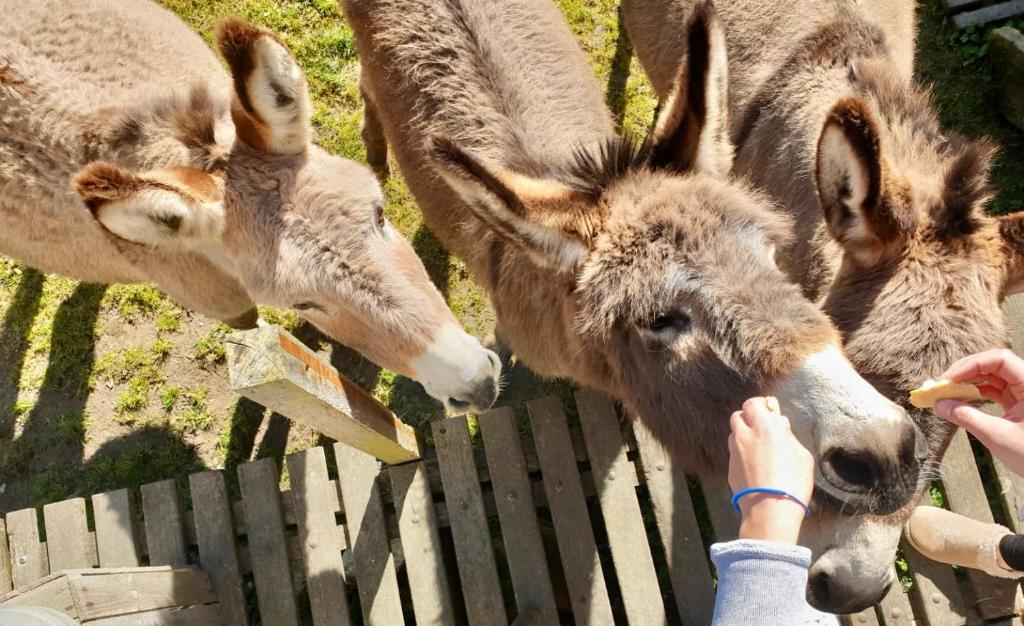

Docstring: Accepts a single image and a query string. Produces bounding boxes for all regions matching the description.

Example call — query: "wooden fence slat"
[389,462,455,625]
[842,608,881,626]
[141,480,187,567]
[701,472,740,541]
[993,459,1024,534]
[632,421,715,625]
[0,518,13,593]
[875,575,914,626]
[432,416,508,626]
[238,458,299,626]
[91,490,140,568]
[575,390,667,626]
[42,498,93,572]
[6,508,46,588]
[189,471,248,626]
[527,397,615,626]
[942,431,1022,620]
[902,495,970,626]
[479,408,559,625]
[285,448,351,626]
[953,0,1024,28]
[335,443,405,626]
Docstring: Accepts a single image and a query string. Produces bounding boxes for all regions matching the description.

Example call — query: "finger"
[943,349,1024,397]
[742,397,773,427]
[935,399,1006,445]
[977,384,1017,412]
[730,410,750,434]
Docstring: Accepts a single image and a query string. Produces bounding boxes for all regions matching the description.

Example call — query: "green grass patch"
[103,284,164,323]
[161,386,182,412]
[193,327,228,365]
[176,387,214,434]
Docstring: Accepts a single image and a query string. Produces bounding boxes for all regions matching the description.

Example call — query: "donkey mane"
[558,134,655,195]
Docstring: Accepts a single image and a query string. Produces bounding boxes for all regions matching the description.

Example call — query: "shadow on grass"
[606,6,634,126]
[413,225,452,300]
[0,269,44,441]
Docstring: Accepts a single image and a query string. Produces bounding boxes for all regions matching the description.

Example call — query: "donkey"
[622,0,1024,612]
[0,0,501,413]
[340,0,928,565]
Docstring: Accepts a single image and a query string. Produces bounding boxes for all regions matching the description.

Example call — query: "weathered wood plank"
[43,498,93,572]
[632,420,715,625]
[842,608,881,626]
[0,518,13,593]
[953,0,1024,28]
[0,572,75,616]
[701,472,740,541]
[189,471,248,626]
[286,448,351,626]
[141,480,187,567]
[69,568,216,621]
[875,571,914,626]
[389,462,455,626]
[942,431,1022,620]
[238,458,299,626]
[227,325,420,463]
[527,397,614,626]
[479,408,558,625]
[335,443,404,626]
[87,603,224,625]
[993,458,1024,534]
[575,390,666,626]
[6,508,47,588]
[91,490,140,568]
[942,0,984,10]
[902,496,970,626]
[432,416,508,626]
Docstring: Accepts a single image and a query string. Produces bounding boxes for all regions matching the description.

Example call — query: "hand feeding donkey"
[623,0,1024,612]
[0,0,500,413]
[341,0,927,588]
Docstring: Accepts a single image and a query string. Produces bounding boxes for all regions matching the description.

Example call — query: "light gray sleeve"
[711,539,838,626]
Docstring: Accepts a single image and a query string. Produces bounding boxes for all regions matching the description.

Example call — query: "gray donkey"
[623,0,1024,613]
[0,0,501,413]
[341,0,928,595]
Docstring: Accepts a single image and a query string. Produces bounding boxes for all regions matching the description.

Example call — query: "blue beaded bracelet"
[731,487,811,517]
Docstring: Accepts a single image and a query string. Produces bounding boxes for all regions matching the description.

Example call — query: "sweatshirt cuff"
[711,538,812,569]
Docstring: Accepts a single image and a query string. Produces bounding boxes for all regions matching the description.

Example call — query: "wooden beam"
[226,325,421,463]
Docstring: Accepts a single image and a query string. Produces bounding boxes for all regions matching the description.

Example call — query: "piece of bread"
[909,379,983,409]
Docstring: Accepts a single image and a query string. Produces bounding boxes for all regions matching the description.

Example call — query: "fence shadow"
[0,269,44,442]
[606,6,634,127]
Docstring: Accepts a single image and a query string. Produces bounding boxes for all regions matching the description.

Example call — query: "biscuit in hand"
[909,379,983,409]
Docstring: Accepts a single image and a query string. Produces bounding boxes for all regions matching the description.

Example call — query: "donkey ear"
[999,212,1024,296]
[815,98,908,254]
[426,136,599,272]
[650,1,733,176]
[74,162,225,247]
[935,140,996,239]
[216,17,311,154]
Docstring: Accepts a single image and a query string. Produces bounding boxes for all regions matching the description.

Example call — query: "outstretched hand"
[728,397,815,544]
[935,349,1024,476]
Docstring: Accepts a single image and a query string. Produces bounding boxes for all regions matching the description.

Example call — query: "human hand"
[934,349,1024,476]
[728,397,815,544]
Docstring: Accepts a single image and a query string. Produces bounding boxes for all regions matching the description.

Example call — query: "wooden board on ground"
[43,498,93,572]
[188,471,248,626]
[875,573,915,626]
[952,0,1024,28]
[575,390,667,626]
[6,508,47,589]
[238,458,299,626]
[227,325,421,463]
[92,490,141,568]
[0,518,12,593]
[432,416,508,626]
[0,566,219,623]
[633,420,715,625]
[479,407,559,625]
[286,448,351,626]
[141,480,188,568]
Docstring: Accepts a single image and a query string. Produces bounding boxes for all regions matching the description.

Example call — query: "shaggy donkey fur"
[341,0,928,596]
[623,0,1024,613]
[0,0,500,412]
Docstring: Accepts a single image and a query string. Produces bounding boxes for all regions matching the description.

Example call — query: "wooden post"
[226,325,421,463]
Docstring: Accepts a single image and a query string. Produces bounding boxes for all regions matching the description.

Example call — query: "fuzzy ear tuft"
[999,212,1024,296]
[216,17,311,154]
[426,135,598,272]
[74,162,225,247]
[935,140,996,239]
[650,0,733,176]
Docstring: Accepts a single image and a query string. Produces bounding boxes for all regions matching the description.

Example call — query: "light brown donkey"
[0,0,500,412]
[623,0,1024,612]
[341,0,927,574]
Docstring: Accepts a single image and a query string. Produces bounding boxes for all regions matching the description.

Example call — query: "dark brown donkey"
[340,0,927,587]
[623,0,1024,612]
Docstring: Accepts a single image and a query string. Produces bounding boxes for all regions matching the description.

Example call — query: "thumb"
[935,400,1004,443]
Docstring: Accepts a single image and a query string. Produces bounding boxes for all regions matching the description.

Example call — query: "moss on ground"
[0,0,1022,512]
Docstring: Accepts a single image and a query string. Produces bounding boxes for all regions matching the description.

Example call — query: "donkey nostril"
[823,448,878,491]
[448,397,472,413]
[808,571,831,607]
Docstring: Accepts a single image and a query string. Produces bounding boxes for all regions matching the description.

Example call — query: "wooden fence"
[1,388,1023,625]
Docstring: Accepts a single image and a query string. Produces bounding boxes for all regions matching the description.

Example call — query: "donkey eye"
[648,312,692,334]
[293,301,327,313]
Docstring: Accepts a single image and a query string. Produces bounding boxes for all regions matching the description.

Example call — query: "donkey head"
[429,3,923,514]
[73,18,500,413]
[804,62,1024,612]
